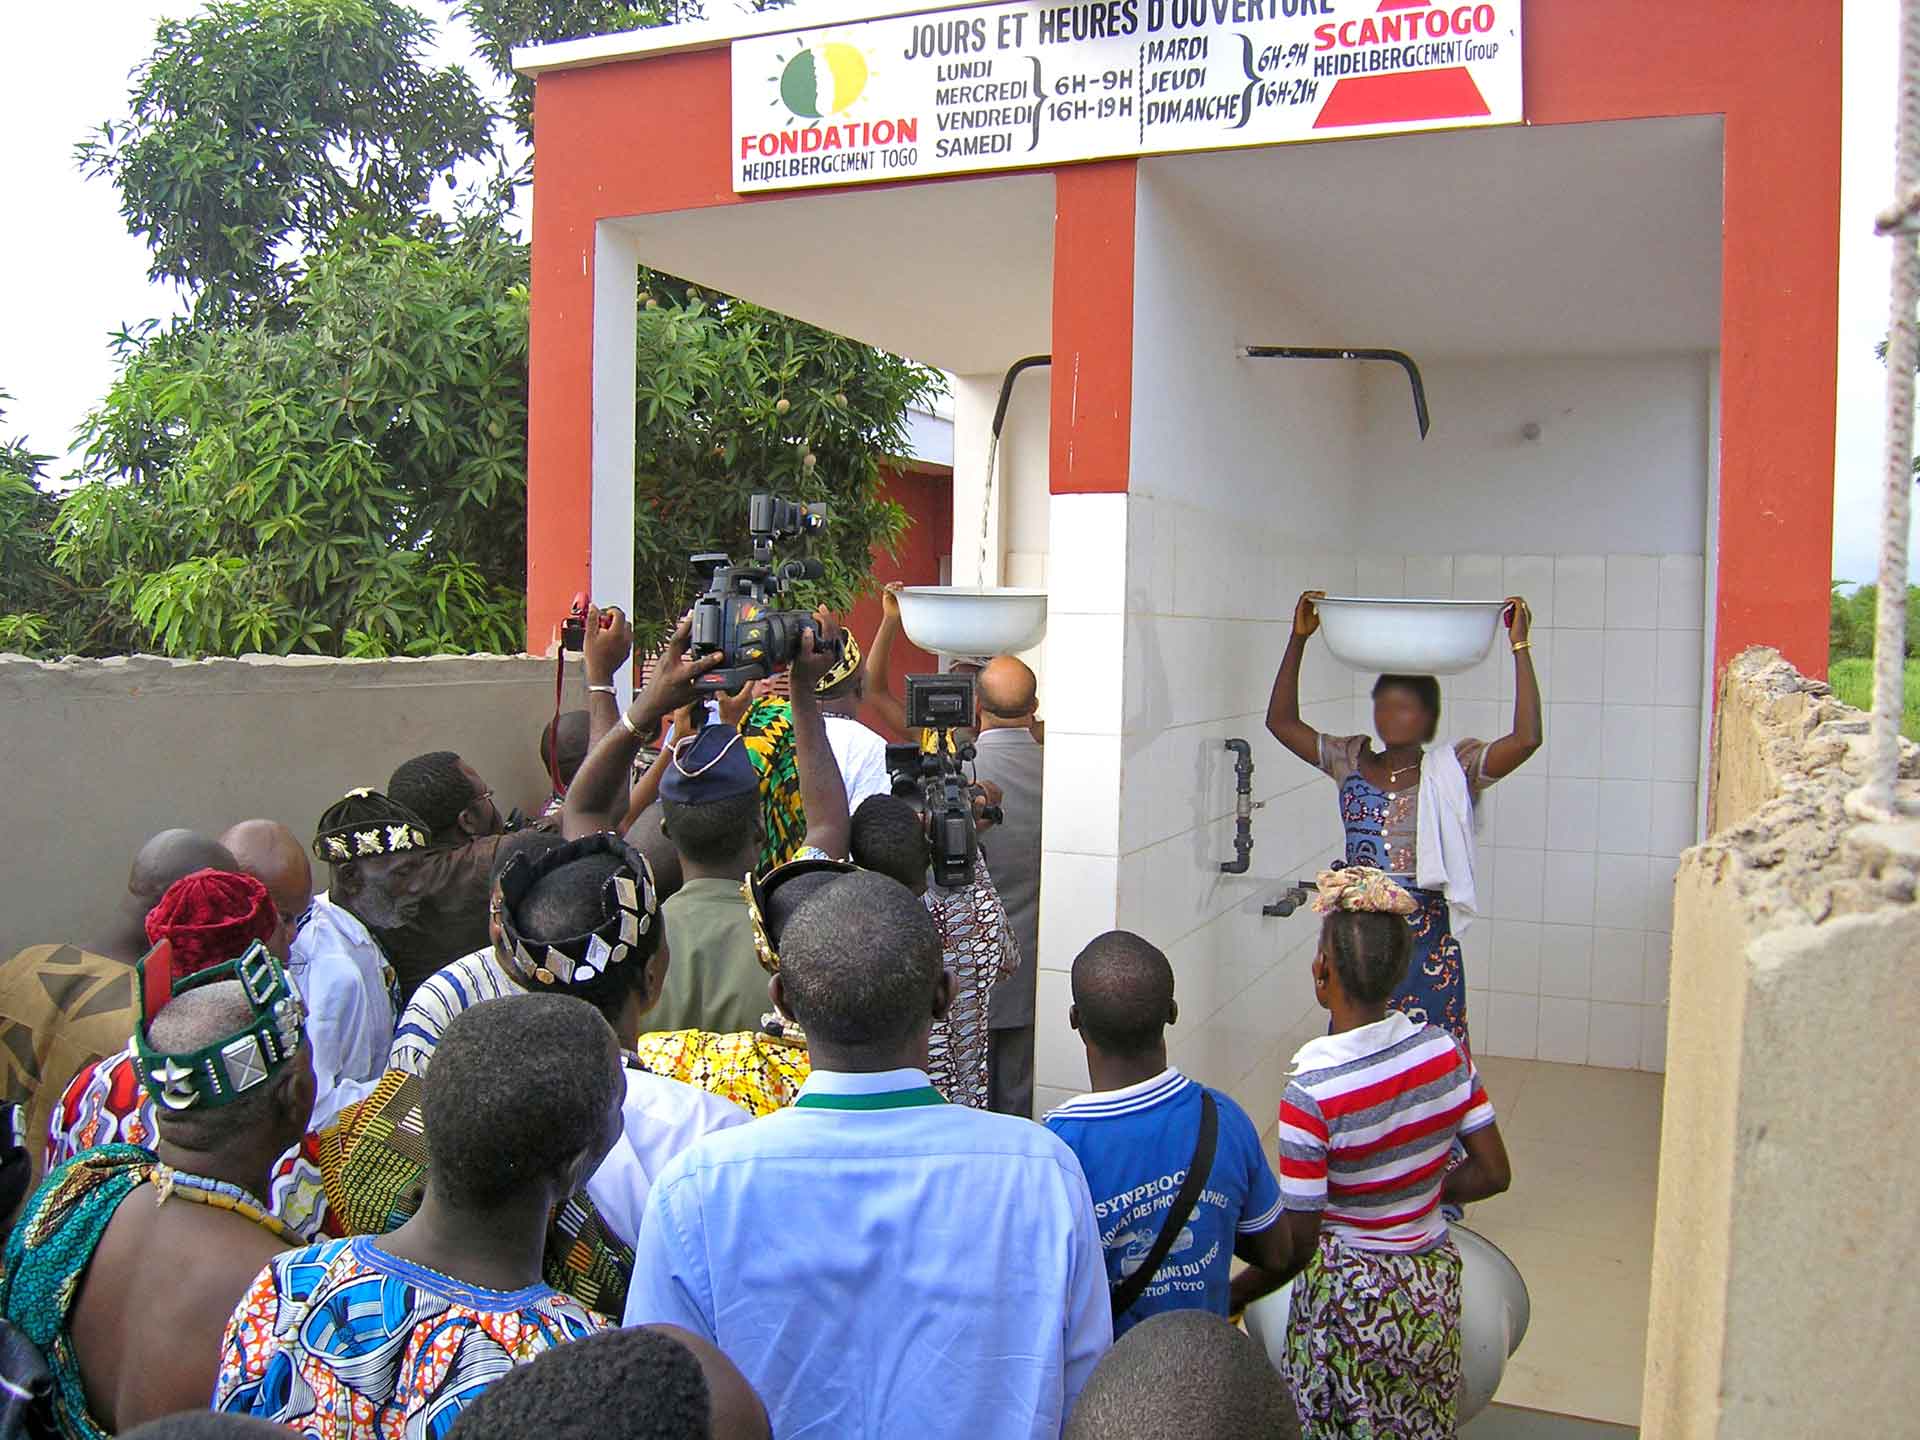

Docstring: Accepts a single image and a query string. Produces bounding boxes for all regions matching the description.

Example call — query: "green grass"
[1829,656,1920,740]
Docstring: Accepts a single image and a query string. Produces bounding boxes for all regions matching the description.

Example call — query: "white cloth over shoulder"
[824,713,894,813]
[290,893,398,1128]
[585,1067,751,1247]
[1415,741,1479,930]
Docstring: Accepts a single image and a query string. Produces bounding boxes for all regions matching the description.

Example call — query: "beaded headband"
[133,940,306,1112]
[495,834,660,990]
[742,856,858,975]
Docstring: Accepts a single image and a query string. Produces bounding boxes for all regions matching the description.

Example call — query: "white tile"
[1454,645,1503,701]
[1590,928,1645,1004]
[1652,706,1703,783]
[1546,777,1599,852]
[1494,775,1547,849]
[1642,933,1671,1004]
[1037,852,1119,971]
[1538,924,1594,999]
[1596,779,1653,854]
[1546,703,1602,778]
[1554,556,1606,628]
[1467,988,1490,1046]
[1504,555,1555,627]
[1594,853,1652,931]
[1550,630,1604,703]
[1648,856,1681,932]
[1588,1002,1643,1070]
[1640,1005,1669,1072]
[1124,495,1166,616]
[1404,554,1453,599]
[1491,847,1543,922]
[1601,704,1655,780]
[1041,734,1123,854]
[1043,613,1125,735]
[1602,631,1657,706]
[1450,699,1501,745]
[1454,554,1505,601]
[1485,992,1539,1060]
[1353,554,1404,598]
[1542,849,1597,925]
[1048,494,1129,614]
[1033,971,1086,1089]
[1488,920,1541,995]
[1658,553,1706,631]
[1537,996,1590,1063]
[1650,781,1699,857]
[1605,555,1660,630]
[1656,628,1706,708]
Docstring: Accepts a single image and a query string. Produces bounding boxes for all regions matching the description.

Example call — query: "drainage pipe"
[1220,738,1256,873]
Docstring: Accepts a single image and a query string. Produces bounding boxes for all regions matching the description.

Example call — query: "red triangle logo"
[1312,0,1493,131]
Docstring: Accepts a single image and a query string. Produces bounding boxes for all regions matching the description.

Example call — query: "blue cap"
[660,724,760,805]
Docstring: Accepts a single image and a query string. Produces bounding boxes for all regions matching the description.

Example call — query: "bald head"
[1071,931,1175,1056]
[129,830,238,908]
[220,821,314,931]
[1065,1311,1300,1440]
[978,656,1038,721]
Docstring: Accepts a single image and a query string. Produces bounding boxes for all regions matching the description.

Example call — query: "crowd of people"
[0,585,1516,1440]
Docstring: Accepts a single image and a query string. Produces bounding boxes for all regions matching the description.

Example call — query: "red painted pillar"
[1051,160,1137,496]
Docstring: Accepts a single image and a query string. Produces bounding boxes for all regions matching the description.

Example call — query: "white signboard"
[732,0,1522,192]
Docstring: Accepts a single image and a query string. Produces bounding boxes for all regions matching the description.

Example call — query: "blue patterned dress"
[1320,736,1491,1051]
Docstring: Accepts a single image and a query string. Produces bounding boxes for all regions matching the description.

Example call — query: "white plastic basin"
[1241,1224,1530,1424]
[896,586,1048,658]
[1315,596,1505,676]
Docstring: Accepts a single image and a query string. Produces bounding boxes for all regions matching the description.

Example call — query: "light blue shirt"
[623,1067,1112,1439]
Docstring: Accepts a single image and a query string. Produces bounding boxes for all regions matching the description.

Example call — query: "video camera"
[688,494,842,694]
[884,674,1003,889]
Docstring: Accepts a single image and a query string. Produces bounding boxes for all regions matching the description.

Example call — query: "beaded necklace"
[149,1162,305,1247]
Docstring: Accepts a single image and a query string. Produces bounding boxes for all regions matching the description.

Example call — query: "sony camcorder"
[688,494,843,693]
[884,674,1002,889]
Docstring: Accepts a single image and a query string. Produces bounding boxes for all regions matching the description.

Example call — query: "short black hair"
[423,993,622,1209]
[765,871,840,952]
[491,828,568,886]
[1064,1310,1301,1440]
[122,1415,298,1440]
[445,1327,710,1440]
[146,980,291,1151]
[1371,674,1442,743]
[660,794,761,868]
[849,795,927,891]
[389,751,478,837]
[1321,910,1413,1005]
[1071,932,1174,1055]
[778,872,942,1049]
[540,710,593,788]
[626,807,684,904]
[515,852,659,1020]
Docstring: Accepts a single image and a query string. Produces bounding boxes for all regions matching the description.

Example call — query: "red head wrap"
[144,868,279,981]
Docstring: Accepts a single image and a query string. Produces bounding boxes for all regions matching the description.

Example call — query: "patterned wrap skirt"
[1284,1230,1463,1440]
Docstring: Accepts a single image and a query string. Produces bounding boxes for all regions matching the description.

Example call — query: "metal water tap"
[1263,882,1313,918]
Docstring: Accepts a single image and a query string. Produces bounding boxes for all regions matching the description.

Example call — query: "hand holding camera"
[629,615,726,732]
[582,604,634,686]
[688,493,845,693]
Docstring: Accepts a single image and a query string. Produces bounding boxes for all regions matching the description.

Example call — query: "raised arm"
[1265,591,1325,767]
[564,617,724,838]
[1481,597,1543,781]
[789,612,852,859]
[865,582,913,739]
[580,605,634,761]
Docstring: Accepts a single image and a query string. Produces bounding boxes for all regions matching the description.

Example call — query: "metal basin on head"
[897,586,1048,658]
[1315,596,1506,675]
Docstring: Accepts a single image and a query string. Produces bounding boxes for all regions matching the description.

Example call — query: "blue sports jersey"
[1045,1069,1283,1336]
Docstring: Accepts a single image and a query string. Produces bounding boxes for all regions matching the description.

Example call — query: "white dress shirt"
[624,1066,1112,1438]
[290,892,397,1127]
[587,1067,751,1247]
[824,713,894,813]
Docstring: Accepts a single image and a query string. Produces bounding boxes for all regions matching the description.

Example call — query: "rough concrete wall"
[0,653,576,963]
[1645,648,1920,1436]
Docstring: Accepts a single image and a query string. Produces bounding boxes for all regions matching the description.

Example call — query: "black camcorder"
[884,674,1003,889]
[688,494,842,694]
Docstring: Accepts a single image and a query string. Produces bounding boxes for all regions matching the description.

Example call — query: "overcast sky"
[0,2,1903,587]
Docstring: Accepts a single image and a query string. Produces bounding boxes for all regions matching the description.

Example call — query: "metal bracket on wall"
[1242,346,1431,439]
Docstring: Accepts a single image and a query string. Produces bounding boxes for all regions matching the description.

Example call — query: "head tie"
[313,788,431,864]
[133,940,305,1112]
[742,856,858,975]
[1311,866,1418,917]
[495,833,660,990]
[815,630,862,695]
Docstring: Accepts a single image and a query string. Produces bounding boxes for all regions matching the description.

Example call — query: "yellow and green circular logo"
[779,43,868,118]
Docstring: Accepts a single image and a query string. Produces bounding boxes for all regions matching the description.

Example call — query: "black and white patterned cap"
[495,833,660,990]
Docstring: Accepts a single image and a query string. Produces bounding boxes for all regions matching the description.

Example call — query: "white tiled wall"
[1351,550,1698,1072]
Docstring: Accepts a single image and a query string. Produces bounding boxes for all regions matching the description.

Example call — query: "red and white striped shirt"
[1277,1012,1494,1254]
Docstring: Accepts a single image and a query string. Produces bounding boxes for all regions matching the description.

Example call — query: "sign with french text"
[732,0,1522,192]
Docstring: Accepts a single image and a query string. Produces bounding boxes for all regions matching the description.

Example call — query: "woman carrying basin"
[1265,590,1541,1050]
